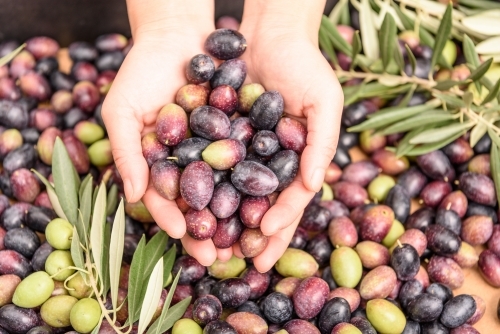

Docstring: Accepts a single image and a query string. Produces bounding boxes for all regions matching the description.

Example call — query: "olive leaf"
[490,143,500,206]
[328,0,349,25]
[162,245,177,287]
[396,84,417,108]
[90,183,107,287]
[146,297,192,334]
[321,16,352,56]
[109,199,125,311]
[430,3,453,71]
[106,184,119,217]
[433,80,468,91]
[470,121,488,148]
[395,127,426,157]
[318,29,338,66]
[406,129,467,156]
[349,101,441,132]
[475,36,500,55]
[462,34,482,94]
[393,39,405,72]
[381,110,456,135]
[467,57,493,82]
[127,235,147,325]
[379,12,397,71]
[459,0,500,10]
[432,92,466,108]
[405,45,417,76]
[128,231,169,324]
[0,43,25,67]
[70,226,86,279]
[409,121,474,145]
[150,269,182,334]
[488,127,500,149]
[482,79,500,105]
[31,170,68,221]
[101,223,111,296]
[359,0,379,60]
[52,138,79,225]
[78,176,93,246]
[138,259,164,334]
[351,31,362,70]
[461,11,500,36]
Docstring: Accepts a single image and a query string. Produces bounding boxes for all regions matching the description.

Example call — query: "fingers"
[181,234,217,267]
[300,71,344,193]
[216,247,234,262]
[102,102,149,203]
[252,213,303,273]
[142,185,186,239]
[260,173,314,236]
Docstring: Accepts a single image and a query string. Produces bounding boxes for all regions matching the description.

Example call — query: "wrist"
[240,0,325,42]
[126,0,214,42]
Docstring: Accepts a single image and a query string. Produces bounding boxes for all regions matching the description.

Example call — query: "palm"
[234,31,344,272]
[103,32,232,266]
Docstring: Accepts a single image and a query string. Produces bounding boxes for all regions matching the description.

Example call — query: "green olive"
[382,220,405,247]
[45,218,73,250]
[367,175,395,203]
[276,248,319,279]
[45,250,75,281]
[67,273,92,299]
[172,318,203,334]
[41,295,78,327]
[330,246,362,288]
[321,183,334,201]
[70,298,102,333]
[13,271,54,308]
[366,299,406,334]
[208,255,246,279]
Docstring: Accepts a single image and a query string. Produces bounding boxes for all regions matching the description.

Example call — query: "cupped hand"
[102,22,233,266]
[234,20,344,272]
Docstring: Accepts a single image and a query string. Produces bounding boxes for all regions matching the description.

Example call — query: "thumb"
[300,73,343,192]
[102,104,149,203]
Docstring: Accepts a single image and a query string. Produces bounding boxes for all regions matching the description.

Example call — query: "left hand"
[233,8,344,272]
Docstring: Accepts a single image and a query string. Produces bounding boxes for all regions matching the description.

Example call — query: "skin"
[102,0,343,272]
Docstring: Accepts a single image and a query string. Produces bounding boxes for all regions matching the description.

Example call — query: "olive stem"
[397,239,403,248]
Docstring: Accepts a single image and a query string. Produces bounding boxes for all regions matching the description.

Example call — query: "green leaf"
[488,127,500,150]
[0,43,25,67]
[405,45,417,76]
[430,3,453,71]
[109,199,125,311]
[381,110,456,135]
[318,29,338,66]
[467,58,493,82]
[393,39,405,72]
[78,177,93,246]
[351,31,362,70]
[150,269,182,334]
[101,222,111,296]
[339,0,351,25]
[321,16,352,56]
[395,127,426,157]
[138,259,164,334]
[106,184,119,217]
[475,36,500,55]
[379,13,397,71]
[433,92,466,108]
[470,122,488,148]
[463,34,480,69]
[147,297,192,334]
[459,0,500,10]
[348,101,441,132]
[482,79,500,105]
[406,129,467,156]
[79,174,91,200]
[490,143,500,207]
[409,122,474,145]
[128,235,147,325]
[359,0,379,60]
[128,230,169,324]
[328,0,348,25]
[52,137,79,225]
[434,80,467,91]
[162,245,177,287]
[31,170,68,221]
[397,84,417,108]
[70,227,86,279]
[90,183,107,287]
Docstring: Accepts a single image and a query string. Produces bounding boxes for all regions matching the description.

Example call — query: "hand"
[233,0,344,272]
[102,1,232,266]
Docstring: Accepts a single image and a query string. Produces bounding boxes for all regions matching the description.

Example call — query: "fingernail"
[311,168,325,192]
[124,179,135,202]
